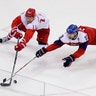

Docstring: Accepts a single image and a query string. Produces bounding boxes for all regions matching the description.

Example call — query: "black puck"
[13,80,17,84]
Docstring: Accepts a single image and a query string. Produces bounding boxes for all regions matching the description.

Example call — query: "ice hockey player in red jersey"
[36,24,96,67]
[0,8,50,51]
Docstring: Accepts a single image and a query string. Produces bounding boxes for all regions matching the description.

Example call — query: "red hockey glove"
[62,55,75,67]
[8,27,23,39]
[36,47,46,58]
[14,39,26,51]
[14,32,23,39]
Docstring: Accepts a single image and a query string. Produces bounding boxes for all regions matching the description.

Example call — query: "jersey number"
[40,19,45,23]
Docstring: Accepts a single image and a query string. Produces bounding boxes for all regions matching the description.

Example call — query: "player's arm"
[46,39,64,51]
[14,29,35,51]
[63,41,88,67]
[36,39,64,57]
[11,16,22,28]
[71,41,88,58]
[8,16,23,39]
[71,32,88,58]
[23,29,35,43]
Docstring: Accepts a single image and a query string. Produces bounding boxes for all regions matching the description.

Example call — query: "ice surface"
[0,0,96,96]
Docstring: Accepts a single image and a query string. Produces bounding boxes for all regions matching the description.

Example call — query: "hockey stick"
[0,37,20,86]
[0,56,36,86]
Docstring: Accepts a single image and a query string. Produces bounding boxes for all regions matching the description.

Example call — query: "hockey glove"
[14,32,23,39]
[62,55,75,67]
[8,27,23,39]
[14,39,26,51]
[36,47,46,58]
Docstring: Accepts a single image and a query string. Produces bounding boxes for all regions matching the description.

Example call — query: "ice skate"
[0,36,10,43]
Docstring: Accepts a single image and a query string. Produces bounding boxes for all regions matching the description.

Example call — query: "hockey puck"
[13,80,17,84]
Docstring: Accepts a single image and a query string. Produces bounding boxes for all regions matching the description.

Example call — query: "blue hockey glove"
[62,55,75,67]
[36,47,46,58]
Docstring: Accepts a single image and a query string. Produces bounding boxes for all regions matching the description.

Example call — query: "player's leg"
[0,36,10,43]
[37,28,50,49]
[0,29,23,43]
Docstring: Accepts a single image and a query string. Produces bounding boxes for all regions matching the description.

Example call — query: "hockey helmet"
[25,8,36,17]
[66,24,78,34]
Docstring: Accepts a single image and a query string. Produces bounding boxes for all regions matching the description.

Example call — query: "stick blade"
[0,83,11,86]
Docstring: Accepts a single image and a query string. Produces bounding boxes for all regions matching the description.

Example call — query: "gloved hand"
[14,32,23,39]
[36,47,46,58]
[14,39,26,51]
[8,27,23,39]
[62,55,75,67]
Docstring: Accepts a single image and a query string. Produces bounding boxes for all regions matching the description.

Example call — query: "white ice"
[0,0,96,96]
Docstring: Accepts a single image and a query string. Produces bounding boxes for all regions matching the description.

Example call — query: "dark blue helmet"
[66,24,78,34]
